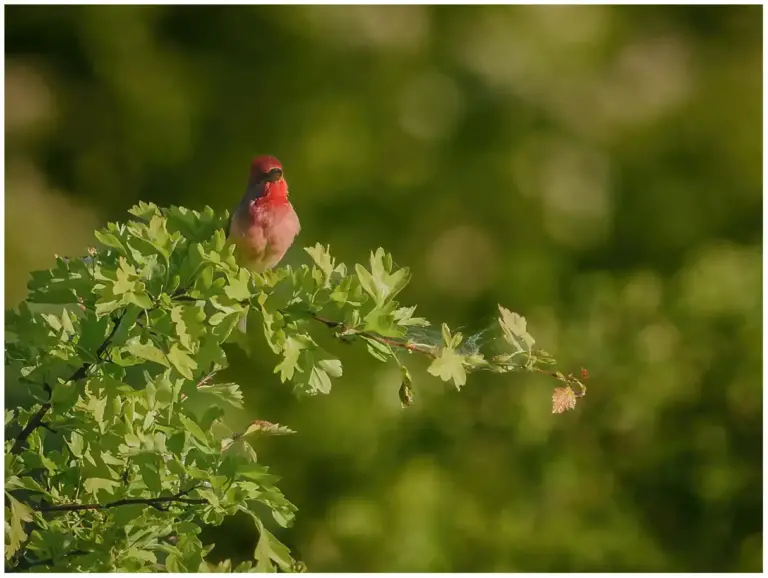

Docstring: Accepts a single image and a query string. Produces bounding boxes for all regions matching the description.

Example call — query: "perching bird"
[229,155,301,272]
[229,155,301,332]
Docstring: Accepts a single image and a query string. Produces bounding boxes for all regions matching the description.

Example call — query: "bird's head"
[245,155,288,203]
[250,155,284,185]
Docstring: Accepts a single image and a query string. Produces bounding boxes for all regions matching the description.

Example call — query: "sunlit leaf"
[552,387,577,414]
[5,492,34,559]
[498,305,535,353]
[427,348,467,389]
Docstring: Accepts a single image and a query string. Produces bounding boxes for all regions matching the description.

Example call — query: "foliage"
[4,203,584,572]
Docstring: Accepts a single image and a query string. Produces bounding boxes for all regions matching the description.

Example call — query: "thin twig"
[9,549,89,572]
[533,367,588,396]
[195,370,218,388]
[180,369,220,401]
[39,422,57,434]
[10,402,52,456]
[311,313,587,394]
[34,487,205,514]
[310,314,438,358]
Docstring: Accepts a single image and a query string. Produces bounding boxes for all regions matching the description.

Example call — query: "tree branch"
[310,313,588,394]
[175,291,438,358]
[10,402,52,456]
[34,487,206,514]
[9,549,88,572]
[11,311,126,455]
[309,314,438,358]
[179,369,219,402]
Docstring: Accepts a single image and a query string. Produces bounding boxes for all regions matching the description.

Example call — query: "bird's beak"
[265,168,283,183]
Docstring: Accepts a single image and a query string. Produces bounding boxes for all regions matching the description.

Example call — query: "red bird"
[229,155,301,273]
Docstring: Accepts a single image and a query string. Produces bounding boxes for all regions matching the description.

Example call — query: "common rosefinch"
[229,155,301,272]
[229,155,301,331]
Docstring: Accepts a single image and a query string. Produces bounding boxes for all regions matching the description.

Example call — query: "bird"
[228,155,301,332]
[229,155,301,272]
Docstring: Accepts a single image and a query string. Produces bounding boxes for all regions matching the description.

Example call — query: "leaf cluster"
[5,202,585,572]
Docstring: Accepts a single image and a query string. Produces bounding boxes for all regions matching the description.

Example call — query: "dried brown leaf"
[552,387,577,414]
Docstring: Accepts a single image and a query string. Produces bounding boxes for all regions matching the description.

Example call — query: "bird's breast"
[231,198,300,271]
[252,199,300,242]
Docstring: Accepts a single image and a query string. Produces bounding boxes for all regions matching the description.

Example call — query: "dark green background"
[5,5,762,572]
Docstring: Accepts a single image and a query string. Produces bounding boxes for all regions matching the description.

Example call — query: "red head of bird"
[246,155,289,201]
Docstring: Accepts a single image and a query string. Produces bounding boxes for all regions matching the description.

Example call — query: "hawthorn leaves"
[4,202,586,572]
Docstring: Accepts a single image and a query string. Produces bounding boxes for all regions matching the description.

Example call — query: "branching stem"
[34,487,205,513]
[309,314,438,358]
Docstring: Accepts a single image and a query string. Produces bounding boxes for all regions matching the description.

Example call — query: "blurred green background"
[5,5,762,572]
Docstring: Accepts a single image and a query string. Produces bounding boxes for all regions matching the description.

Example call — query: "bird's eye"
[265,168,283,182]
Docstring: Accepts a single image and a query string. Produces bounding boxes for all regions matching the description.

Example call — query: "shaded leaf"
[83,477,120,496]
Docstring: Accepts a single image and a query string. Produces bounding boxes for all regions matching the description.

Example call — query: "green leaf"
[127,290,153,310]
[393,305,430,327]
[200,405,225,431]
[307,364,332,395]
[139,460,162,493]
[125,338,170,368]
[441,323,452,347]
[145,214,174,258]
[123,547,157,566]
[196,487,220,508]
[5,492,34,559]
[193,382,244,409]
[252,517,294,572]
[168,344,198,379]
[179,415,209,446]
[113,258,138,295]
[210,311,241,343]
[291,351,341,395]
[224,268,252,301]
[427,348,467,389]
[67,431,85,458]
[170,304,206,352]
[235,464,280,486]
[95,226,128,254]
[128,200,162,220]
[6,475,50,497]
[361,335,393,363]
[51,381,80,413]
[166,554,187,573]
[354,264,379,304]
[355,249,411,306]
[305,243,335,279]
[317,359,343,378]
[78,315,110,359]
[274,337,304,382]
[498,305,535,352]
[94,296,123,317]
[83,477,120,496]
